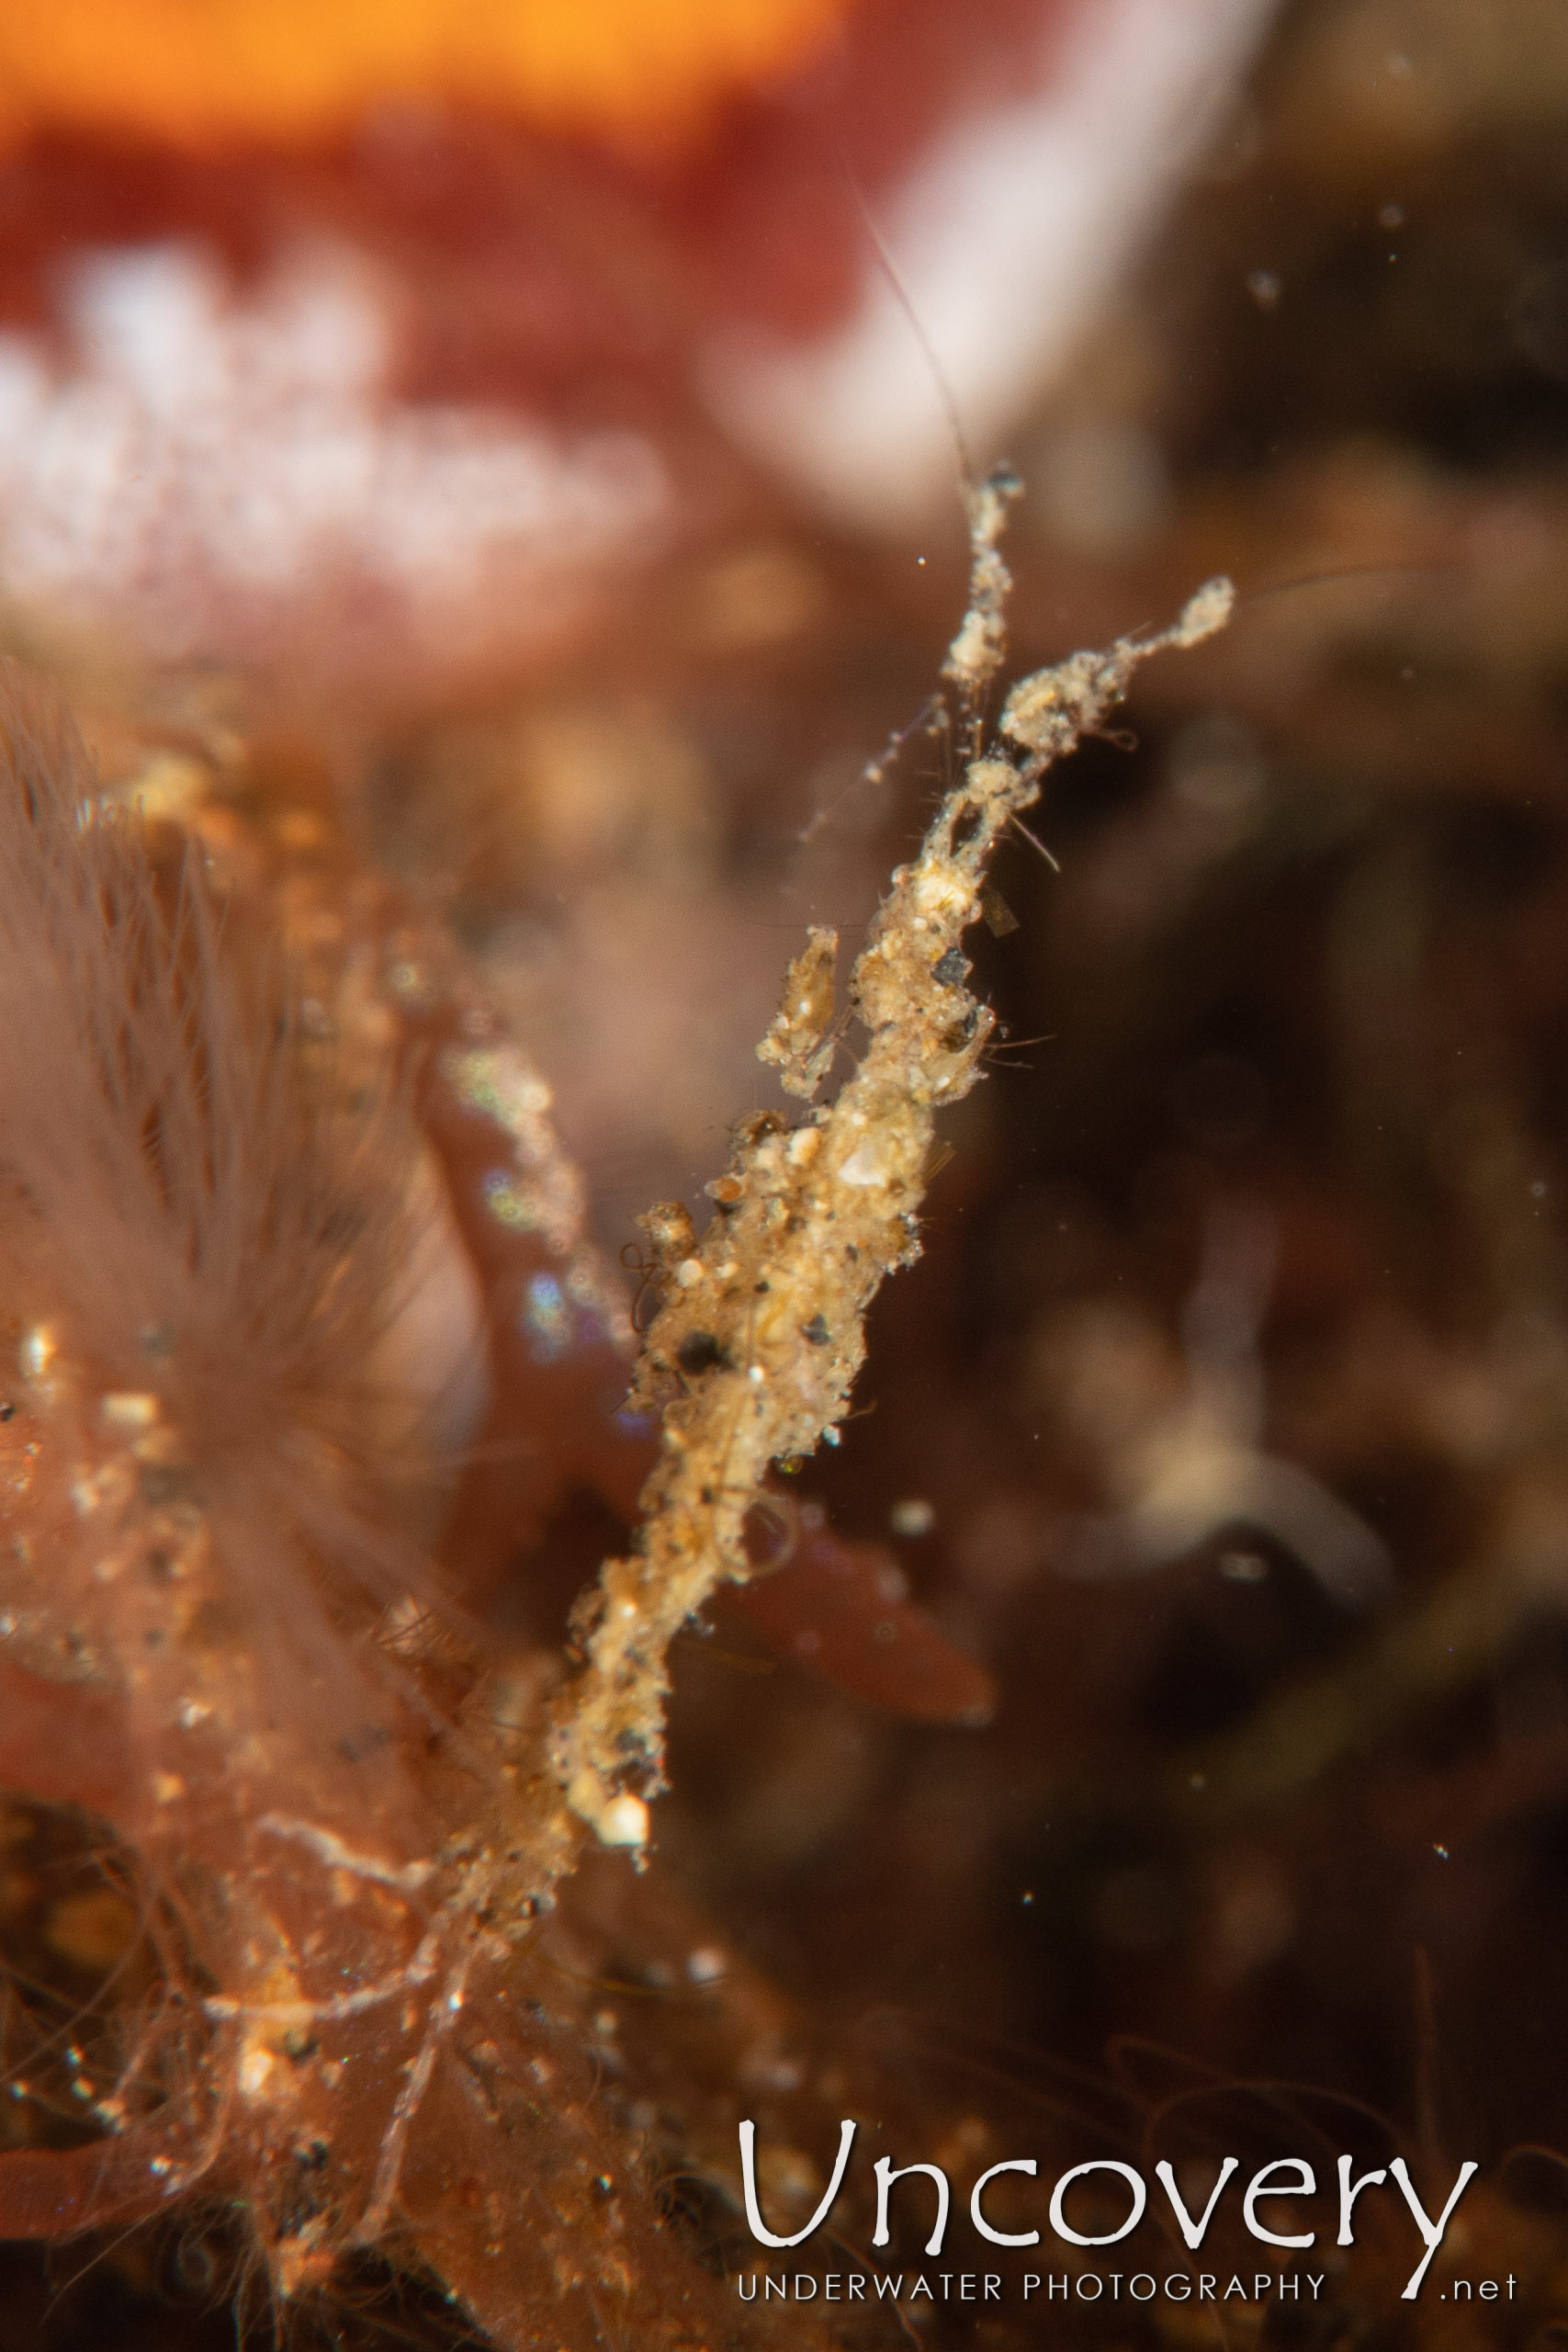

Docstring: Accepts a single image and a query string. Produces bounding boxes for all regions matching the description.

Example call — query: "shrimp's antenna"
[841,158,976,500]
[791,159,981,854]
[1232,560,1466,614]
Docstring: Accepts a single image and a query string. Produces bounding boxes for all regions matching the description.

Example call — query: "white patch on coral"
[0,242,668,671]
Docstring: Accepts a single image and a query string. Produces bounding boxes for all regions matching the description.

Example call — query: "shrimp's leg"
[0,2118,213,2239]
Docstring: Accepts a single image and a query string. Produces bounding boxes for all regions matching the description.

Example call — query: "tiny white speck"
[101,1391,159,1430]
[239,2048,274,2097]
[597,1793,649,1849]
[889,1497,936,1539]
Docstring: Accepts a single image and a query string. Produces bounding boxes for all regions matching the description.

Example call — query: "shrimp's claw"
[733,1516,995,1726]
